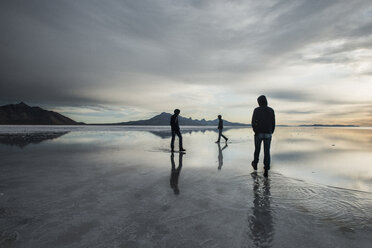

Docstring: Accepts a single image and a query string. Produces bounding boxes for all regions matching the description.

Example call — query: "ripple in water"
[266,173,372,231]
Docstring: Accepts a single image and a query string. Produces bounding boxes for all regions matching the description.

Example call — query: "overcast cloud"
[1,0,371,124]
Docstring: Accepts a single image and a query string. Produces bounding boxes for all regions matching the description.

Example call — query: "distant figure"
[216,115,228,143]
[170,109,185,152]
[170,152,183,195]
[217,143,228,170]
[251,95,275,177]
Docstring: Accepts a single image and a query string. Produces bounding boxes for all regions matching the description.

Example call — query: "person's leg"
[253,134,262,164]
[176,130,183,150]
[178,152,183,171]
[221,132,228,141]
[263,136,272,170]
[217,129,222,142]
[171,131,176,151]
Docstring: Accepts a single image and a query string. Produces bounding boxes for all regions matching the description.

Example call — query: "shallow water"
[0,126,371,247]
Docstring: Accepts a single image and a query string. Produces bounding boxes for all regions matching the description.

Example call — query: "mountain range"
[0,102,359,127]
[0,102,81,125]
[112,112,249,126]
[0,103,249,126]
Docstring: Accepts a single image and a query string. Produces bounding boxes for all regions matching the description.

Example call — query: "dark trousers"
[171,130,183,150]
[253,133,272,170]
[217,129,228,142]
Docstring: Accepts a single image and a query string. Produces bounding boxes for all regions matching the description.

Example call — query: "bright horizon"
[1,1,372,125]
[2,101,370,126]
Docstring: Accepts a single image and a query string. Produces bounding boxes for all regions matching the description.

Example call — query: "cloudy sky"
[1,0,372,125]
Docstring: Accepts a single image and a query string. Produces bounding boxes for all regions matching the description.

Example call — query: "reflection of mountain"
[149,127,243,139]
[114,112,249,126]
[149,129,209,139]
[0,102,82,125]
[149,131,174,139]
[0,132,69,148]
[149,130,201,139]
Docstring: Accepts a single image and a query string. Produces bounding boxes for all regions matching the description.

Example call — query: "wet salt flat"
[0,126,371,247]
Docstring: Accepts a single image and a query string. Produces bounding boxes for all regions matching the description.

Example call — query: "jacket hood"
[257,95,268,106]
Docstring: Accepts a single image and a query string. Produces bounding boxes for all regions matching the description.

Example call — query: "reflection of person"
[170,152,183,195]
[251,95,275,177]
[217,143,228,170]
[170,109,186,152]
[216,115,228,143]
[249,173,274,248]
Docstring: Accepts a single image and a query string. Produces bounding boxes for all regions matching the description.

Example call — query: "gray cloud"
[266,89,313,102]
[0,0,371,123]
[281,110,315,115]
[265,89,372,106]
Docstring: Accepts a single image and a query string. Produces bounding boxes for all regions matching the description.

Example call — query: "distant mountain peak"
[18,102,28,106]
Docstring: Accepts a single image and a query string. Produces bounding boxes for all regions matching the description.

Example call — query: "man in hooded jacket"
[251,95,275,177]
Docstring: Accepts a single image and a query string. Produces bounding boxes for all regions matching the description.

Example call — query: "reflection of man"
[216,115,228,143]
[251,95,275,177]
[249,173,274,248]
[170,109,186,152]
[170,152,183,195]
[217,143,228,170]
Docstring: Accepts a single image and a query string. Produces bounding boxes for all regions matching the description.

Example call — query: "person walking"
[251,95,275,177]
[216,115,228,143]
[170,109,186,152]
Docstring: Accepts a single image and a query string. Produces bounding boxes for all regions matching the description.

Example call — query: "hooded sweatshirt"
[251,95,275,134]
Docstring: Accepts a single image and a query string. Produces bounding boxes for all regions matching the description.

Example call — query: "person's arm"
[272,110,276,134]
[219,120,223,129]
[251,109,258,133]
[176,116,180,130]
[171,115,177,130]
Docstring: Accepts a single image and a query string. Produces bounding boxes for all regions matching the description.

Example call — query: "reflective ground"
[0,126,371,247]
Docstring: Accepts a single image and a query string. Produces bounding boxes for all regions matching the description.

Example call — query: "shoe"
[225,138,228,142]
[264,169,268,177]
[180,148,186,152]
[215,141,220,143]
[251,161,257,170]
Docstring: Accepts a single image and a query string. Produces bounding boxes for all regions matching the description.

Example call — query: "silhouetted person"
[249,172,274,247]
[251,95,275,177]
[216,115,228,143]
[217,143,228,170]
[170,152,183,195]
[170,109,185,152]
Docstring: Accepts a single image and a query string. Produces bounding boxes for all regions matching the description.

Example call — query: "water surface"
[0,126,371,247]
